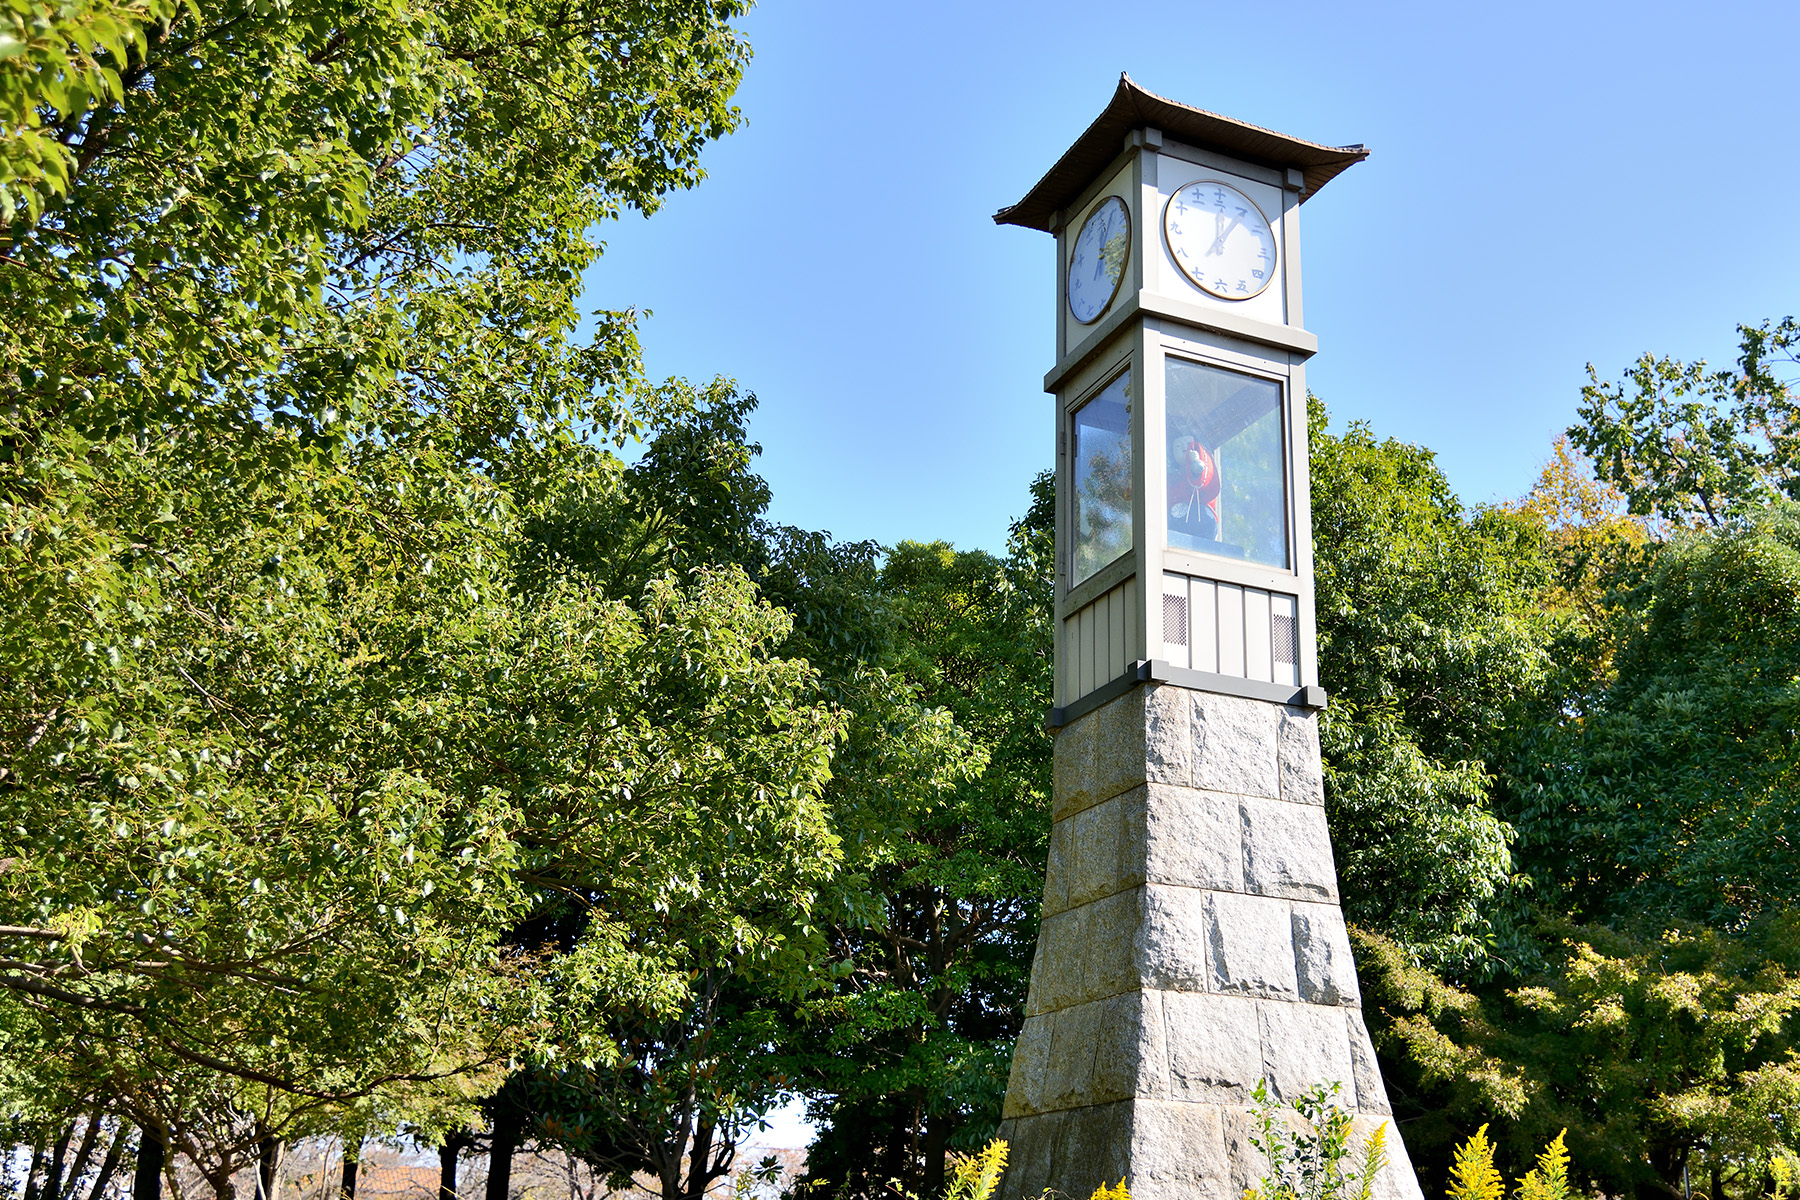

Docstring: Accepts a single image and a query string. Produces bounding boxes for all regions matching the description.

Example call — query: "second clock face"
[1067,196,1130,324]
[1164,180,1277,301]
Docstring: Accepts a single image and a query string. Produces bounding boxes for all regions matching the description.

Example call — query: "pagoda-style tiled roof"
[995,75,1369,232]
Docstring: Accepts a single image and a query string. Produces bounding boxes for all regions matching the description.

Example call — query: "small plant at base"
[944,1140,1010,1200]
[1243,1080,1388,1200]
[1447,1125,1504,1200]
[1513,1130,1570,1200]
[1088,1181,1132,1200]
[1771,1156,1795,1200]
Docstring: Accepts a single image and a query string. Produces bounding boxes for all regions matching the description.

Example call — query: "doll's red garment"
[1169,436,1221,535]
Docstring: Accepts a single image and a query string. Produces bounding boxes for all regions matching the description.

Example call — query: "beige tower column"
[995,685,1423,1200]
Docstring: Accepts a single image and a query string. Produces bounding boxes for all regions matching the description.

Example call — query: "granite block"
[1292,905,1361,1007]
[1191,692,1281,798]
[1137,884,1212,993]
[1348,1012,1392,1115]
[1144,785,1243,892]
[1240,795,1339,902]
[1277,707,1326,806]
[1207,892,1300,1000]
[1159,991,1264,1104]
[1258,999,1355,1104]
[1129,1100,1236,1200]
[1003,1012,1053,1118]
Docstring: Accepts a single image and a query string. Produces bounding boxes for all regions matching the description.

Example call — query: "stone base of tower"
[996,684,1423,1200]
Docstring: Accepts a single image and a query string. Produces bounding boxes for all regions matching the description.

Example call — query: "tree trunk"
[42,1124,75,1200]
[339,1145,358,1200]
[60,1113,105,1200]
[1711,1160,1724,1200]
[485,1107,522,1200]
[682,1115,715,1200]
[438,1136,463,1200]
[256,1138,283,1200]
[922,1116,949,1200]
[87,1124,128,1200]
[24,1135,47,1200]
[131,1128,165,1200]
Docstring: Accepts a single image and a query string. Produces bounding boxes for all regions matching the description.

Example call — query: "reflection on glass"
[1165,358,1288,569]
[1073,370,1132,584]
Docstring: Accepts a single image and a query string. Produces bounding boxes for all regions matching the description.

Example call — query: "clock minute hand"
[1208,215,1243,257]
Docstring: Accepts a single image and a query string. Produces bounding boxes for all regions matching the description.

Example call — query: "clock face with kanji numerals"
[1163,180,1278,301]
[1066,196,1131,324]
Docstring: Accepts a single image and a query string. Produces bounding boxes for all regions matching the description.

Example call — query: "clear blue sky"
[582,0,1800,555]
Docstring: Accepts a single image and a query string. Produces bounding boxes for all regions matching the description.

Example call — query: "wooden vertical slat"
[1093,592,1107,691]
[1108,582,1126,683]
[1218,583,1246,678]
[1123,576,1139,672]
[1067,610,1081,701]
[1192,578,1218,674]
[1062,614,1076,704]
[1075,605,1091,699]
[1245,588,1273,683]
[1080,597,1094,698]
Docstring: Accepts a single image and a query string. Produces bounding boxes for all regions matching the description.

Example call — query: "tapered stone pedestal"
[997,684,1423,1200]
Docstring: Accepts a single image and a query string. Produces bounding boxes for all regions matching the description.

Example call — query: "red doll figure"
[1169,436,1220,538]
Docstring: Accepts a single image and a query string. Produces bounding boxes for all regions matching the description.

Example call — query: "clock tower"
[993,77,1424,1200]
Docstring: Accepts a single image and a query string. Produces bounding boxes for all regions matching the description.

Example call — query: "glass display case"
[1070,369,1133,584]
[1164,358,1288,569]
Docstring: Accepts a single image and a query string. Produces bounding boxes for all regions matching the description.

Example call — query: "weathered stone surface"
[1190,691,1281,798]
[1025,901,1079,1016]
[1093,991,1167,1104]
[1206,892,1299,1000]
[1003,1013,1054,1118]
[1292,905,1361,1007]
[994,1110,1064,1200]
[1159,991,1263,1104]
[1241,796,1339,902]
[1259,999,1355,1103]
[1047,1100,1134,1200]
[1054,689,1149,819]
[1220,1106,1272,1200]
[1042,816,1072,918]
[1277,707,1326,806]
[1028,888,1142,1014]
[1144,685,1194,788]
[1083,888,1146,1001]
[1060,787,1148,914]
[1347,1012,1392,1115]
[1129,1100,1236,1200]
[1043,1000,1103,1110]
[1143,785,1242,892]
[1137,884,1212,993]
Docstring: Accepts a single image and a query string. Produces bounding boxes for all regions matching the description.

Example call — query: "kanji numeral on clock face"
[1164,180,1276,302]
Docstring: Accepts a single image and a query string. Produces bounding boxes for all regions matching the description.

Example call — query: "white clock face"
[1164,180,1278,301]
[1067,196,1130,324]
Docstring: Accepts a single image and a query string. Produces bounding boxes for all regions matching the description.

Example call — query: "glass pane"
[1072,370,1133,584]
[1165,358,1288,569]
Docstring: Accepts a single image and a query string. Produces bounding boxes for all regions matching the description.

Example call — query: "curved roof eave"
[994,74,1370,232]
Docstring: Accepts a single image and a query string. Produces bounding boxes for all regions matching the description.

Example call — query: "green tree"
[790,474,1054,1200]
[1,0,860,1183]
[1507,502,1800,932]
[1308,399,1553,973]
[1345,324,1800,1200]
[1354,918,1800,1200]
[1570,318,1800,528]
